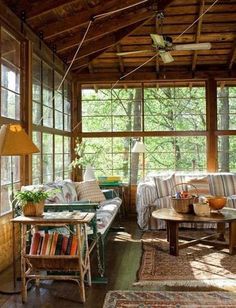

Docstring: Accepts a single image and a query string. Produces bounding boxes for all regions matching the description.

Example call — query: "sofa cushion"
[55,180,77,203]
[75,180,106,203]
[208,173,236,196]
[154,173,176,198]
[186,176,210,196]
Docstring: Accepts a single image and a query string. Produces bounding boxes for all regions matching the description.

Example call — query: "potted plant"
[15,187,53,217]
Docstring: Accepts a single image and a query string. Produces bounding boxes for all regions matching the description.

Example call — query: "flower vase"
[23,200,45,216]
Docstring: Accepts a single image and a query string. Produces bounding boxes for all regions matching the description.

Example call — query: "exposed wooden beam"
[56,8,153,53]
[158,0,175,11]
[88,63,98,92]
[155,15,160,76]
[192,0,205,72]
[67,19,154,66]
[75,67,236,82]
[117,44,125,73]
[40,0,154,40]
[228,41,236,70]
[10,0,76,20]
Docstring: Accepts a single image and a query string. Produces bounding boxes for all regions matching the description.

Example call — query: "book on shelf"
[70,235,78,255]
[61,236,68,255]
[55,234,64,255]
[29,232,41,255]
[40,233,49,255]
[50,232,59,255]
[65,235,73,255]
[37,236,44,255]
[45,234,53,255]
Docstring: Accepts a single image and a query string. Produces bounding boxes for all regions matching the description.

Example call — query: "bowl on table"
[193,202,211,217]
[206,196,227,211]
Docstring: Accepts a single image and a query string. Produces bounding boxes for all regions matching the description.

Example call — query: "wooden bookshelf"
[12,212,95,303]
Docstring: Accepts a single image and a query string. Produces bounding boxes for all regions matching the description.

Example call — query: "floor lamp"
[130,140,145,212]
[131,140,146,181]
[0,124,39,294]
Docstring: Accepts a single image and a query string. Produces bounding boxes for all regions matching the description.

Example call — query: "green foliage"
[15,188,54,205]
[70,138,104,170]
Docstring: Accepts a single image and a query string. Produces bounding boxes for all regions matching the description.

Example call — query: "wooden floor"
[0,217,144,308]
[1,217,234,307]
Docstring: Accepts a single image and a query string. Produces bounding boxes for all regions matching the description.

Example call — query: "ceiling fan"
[117,34,212,64]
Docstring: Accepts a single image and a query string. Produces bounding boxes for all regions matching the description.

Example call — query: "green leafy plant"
[15,187,55,205]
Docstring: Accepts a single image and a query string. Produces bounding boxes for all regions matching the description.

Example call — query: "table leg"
[229,221,236,255]
[217,222,226,241]
[167,222,170,242]
[168,221,179,256]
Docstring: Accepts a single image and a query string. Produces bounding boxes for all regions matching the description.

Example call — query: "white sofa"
[136,172,236,230]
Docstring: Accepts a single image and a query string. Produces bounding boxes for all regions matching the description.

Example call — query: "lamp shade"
[132,141,145,153]
[0,124,40,156]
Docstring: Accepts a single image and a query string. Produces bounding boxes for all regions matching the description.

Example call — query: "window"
[217,85,236,172]
[81,84,207,181]
[32,53,72,183]
[144,87,206,131]
[0,27,21,214]
[82,86,143,132]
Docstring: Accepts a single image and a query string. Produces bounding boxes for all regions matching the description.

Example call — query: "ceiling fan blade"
[159,51,174,64]
[117,50,153,56]
[173,42,212,51]
[150,34,165,48]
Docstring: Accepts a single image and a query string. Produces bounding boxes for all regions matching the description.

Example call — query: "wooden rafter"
[228,41,236,70]
[8,0,76,20]
[155,14,159,75]
[66,19,154,66]
[56,9,153,53]
[117,44,125,73]
[40,0,154,40]
[192,0,205,72]
[68,0,176,69]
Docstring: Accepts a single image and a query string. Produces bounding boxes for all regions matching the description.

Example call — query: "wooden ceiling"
[2,0,236,78]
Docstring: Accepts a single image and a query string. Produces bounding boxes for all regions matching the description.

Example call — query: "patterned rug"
[135,230,236,289]
[103,290,236,307]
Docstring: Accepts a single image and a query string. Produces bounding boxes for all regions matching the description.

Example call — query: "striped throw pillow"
[154,174,176,198]
[75,180,106,203]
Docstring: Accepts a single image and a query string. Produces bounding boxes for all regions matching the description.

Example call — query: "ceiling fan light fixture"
[173,42,212,51]
[159,51,174,63]
[150,34,165,48]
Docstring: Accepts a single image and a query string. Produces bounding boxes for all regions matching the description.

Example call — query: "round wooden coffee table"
[152,207,236,256]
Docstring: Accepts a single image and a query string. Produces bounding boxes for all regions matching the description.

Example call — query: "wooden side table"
[12,211,95,303]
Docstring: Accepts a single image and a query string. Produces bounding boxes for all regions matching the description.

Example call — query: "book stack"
[98,176,122,186]
[29,232,79,256]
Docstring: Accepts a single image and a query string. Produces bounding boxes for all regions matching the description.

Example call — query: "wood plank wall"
[0,213,20,272]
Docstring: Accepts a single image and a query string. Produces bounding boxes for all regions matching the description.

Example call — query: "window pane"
[43,133,53,182]
[1,88,20,119]
[144,87,206,131]
[218,136,236,172]
[1,28,21,67]
[217,87,236,130]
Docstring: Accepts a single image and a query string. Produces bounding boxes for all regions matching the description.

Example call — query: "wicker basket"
[170,183,198,214]
[23,201,45,216]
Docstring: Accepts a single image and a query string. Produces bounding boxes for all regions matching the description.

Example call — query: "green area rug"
[135,230,236,289]
[103,290,236,308]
